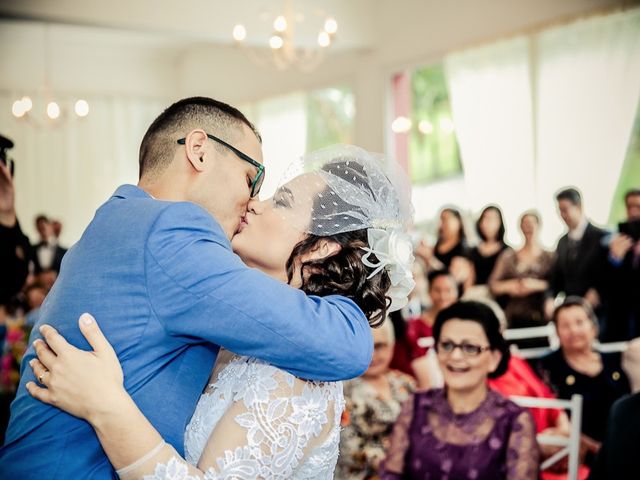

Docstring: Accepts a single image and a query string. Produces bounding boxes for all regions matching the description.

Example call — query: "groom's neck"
[138,175,187,203]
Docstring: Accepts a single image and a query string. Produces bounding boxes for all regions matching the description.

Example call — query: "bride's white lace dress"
[117,350,344,480]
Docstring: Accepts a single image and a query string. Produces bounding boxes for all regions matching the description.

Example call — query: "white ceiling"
[0,0,377,50]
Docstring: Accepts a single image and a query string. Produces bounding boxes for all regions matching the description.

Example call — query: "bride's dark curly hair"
[285,230,391,327]
[284,158,395,327]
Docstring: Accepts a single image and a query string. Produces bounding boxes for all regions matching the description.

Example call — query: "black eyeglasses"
[177,133,265,198]
[436,340,491,357]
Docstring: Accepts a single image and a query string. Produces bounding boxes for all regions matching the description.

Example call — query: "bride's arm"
[28,315,215,479]
[29,315,339,479]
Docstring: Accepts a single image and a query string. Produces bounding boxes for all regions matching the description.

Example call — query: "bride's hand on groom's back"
[26,313,127,424]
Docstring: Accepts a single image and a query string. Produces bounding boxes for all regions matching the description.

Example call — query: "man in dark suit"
[551,188,608,313]
[32,214,67,274]
[604,188,640,341]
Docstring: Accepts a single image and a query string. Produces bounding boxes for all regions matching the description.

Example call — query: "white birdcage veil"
[272,145,416,311]
[274,144,413,235]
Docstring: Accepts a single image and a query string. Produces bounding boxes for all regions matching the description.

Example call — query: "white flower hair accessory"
[361,227,416,312]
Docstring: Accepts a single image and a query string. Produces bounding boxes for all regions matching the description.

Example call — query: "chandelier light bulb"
[12,99,26,118]
[75,99,89,117]
[232,24,247,42]
[273,15,287,33]
[324,17,338,34]
[269,34,284,50]
[47,101,61,120]
[21,96,33,112]
[318,31,331,48]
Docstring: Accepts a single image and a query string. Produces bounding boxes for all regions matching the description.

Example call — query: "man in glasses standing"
[0,97,373,478]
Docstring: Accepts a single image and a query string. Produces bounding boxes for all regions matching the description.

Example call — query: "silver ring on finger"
[38,370,49,384]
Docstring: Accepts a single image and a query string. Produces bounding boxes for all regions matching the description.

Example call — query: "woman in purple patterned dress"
[381,301,539,480]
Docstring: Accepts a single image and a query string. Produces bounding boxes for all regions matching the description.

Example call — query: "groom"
[0,97,373,478]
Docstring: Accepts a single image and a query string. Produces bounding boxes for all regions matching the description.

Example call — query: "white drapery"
[534,8,640,246]
[0,94,166,246]
[443,8,640,247]
[241,92,308,200]
[444,36,536,246]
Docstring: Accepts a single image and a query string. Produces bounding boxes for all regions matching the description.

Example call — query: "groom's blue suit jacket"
[0,185,372,479]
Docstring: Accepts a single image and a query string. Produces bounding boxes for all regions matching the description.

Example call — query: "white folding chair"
[503,324,559,347]
[510,394,583,480]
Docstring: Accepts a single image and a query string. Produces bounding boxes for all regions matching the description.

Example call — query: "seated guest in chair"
[381,301,539,480]
[405,269,459,388]
[535,297,631,466]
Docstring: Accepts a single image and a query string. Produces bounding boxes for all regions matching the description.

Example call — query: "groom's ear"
[183,129,208,173]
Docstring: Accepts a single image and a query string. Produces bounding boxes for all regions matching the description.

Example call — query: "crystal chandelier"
[231,0,338,72]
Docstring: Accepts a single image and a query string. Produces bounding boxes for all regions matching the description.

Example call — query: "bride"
[27,145,415,479]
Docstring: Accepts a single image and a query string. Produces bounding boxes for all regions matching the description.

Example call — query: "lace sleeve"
[506,410,540,480]
[198,361,342,478]
[379,395,414,480]
[117,442,209,480]
[118,359,342,480]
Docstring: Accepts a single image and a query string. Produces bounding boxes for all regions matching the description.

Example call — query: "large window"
[392,65,463,185]
[610,100,640,224]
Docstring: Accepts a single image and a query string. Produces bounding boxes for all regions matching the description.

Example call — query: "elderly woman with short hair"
[381,301,539,479]
[536,297,631,462]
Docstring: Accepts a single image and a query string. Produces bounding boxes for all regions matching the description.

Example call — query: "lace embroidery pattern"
[179,355,344,479]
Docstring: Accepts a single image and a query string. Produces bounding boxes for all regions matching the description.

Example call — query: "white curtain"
[444,37,536,246]
[0,94,165,246]
[534,9,640,246]
[242,92,308,199]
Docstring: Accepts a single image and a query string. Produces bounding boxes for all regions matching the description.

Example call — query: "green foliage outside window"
[610,100,640,224]
[409,64,463,184]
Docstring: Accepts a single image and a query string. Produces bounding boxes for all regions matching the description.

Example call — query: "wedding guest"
[535,297,631,465]
[489,211,554,347]
[415,207,473,290]
[381,301,539,480]
[405,270,458,387]
[51,220,62,240]
[551,188,607,311]
[604,188,640,341]
[0,145,30,306]
[489,354,568,435]
[470,205,510,286]
[337,320,415,480]
[32,215,66,274]
[24,282,47,327]
[488,353,593,479]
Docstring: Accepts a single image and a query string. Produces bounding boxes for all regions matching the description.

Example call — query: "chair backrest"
[503,324,559,347]
[510,394,583,480]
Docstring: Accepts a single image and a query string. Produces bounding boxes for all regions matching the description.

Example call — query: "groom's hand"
[26,313,126,423]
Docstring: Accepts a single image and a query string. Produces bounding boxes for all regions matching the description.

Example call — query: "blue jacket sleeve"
[145,201,373,381]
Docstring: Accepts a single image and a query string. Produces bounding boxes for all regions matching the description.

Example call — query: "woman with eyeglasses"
[381,300,539,480]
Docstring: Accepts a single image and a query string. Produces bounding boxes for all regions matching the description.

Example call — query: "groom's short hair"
[138,97,260,179]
